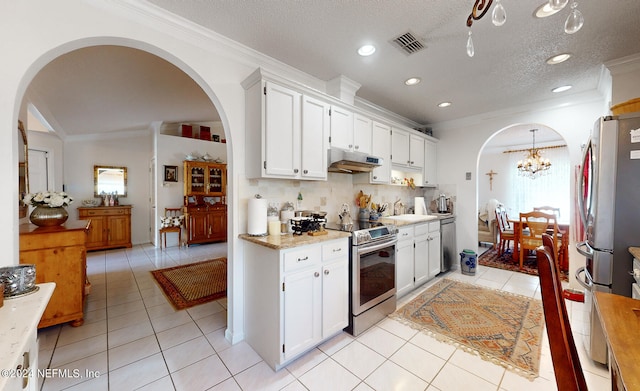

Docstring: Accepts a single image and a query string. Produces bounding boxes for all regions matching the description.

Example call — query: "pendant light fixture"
[517,129,552,179]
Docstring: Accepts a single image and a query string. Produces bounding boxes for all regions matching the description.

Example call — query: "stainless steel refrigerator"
[576,114,640,364]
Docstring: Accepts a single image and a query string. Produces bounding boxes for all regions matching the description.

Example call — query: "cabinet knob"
[298,256,309,262]
[373,176,378,180]
[324,269,330,275]
[354,145,359,150]
[294,168,299,173]
[303,169,308,174]
[410,161,414,165]
[314,272,320,277]
[348,144,353,149]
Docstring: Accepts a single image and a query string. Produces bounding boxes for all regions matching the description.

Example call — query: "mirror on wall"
[18,120,28,218]
[94,165,127,197]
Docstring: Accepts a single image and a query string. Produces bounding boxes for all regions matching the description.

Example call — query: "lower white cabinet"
[396,221,441,298]
[244,238,349,370]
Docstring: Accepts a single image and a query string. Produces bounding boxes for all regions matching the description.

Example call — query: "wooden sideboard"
[184,204,227,245]
[19,221,89,328]
[77,205,132,250]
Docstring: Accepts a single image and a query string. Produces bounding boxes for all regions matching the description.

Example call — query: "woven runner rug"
[478,246,568,281]
[391,279,544,379]
[151,258,227,310]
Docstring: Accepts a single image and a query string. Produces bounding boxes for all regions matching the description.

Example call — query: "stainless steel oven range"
[326,220,397,336]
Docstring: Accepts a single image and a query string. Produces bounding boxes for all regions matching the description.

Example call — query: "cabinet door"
[301,95,329,180]
[409,134,424,168]
[396,236,414,298]
[353,114,372,154]
[371,121,391,184]
[329,105,353,150]
[264,82,301,177]
[414,233,429,287]
[186,163,207,195]
[391,127,410,166]
[424,140,437,185]
[85,216,107,248]
[207,165,226,196]
[209,210,227,241]
[108,215,131,246]
[189,213,209,242]
[428,231,442,279]
[283,267,322,360]
[322,258,349,336]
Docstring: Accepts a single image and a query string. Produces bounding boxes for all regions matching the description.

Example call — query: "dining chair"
[519,211,560,270]
[495,206,515,256]
[534,206,561,219]
[159,207,184,249]
[537,234,588,390]
[533,206,568,268]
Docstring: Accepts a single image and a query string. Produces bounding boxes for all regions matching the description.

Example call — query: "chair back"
[534,206,561,219]
[495,206,511,233]
[520,211,558,247]
[161,207,184,228]
[537,234,588,391]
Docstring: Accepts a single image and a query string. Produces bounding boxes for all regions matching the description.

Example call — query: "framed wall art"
[164,165,178,182]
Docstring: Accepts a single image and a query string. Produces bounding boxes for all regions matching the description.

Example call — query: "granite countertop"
[629,247,640,260]
[379,214,454,227]
[240,230,351,250]
[0,283,55,390]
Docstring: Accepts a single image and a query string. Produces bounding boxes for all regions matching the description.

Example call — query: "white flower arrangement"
[23,191,74,208]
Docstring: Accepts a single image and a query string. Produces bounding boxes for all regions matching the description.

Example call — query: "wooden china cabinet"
[183,161,227,245]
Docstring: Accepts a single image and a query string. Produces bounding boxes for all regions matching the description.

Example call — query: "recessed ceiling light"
[552,85,572,93]
[534,2,564,18]
[357,45,376,56]
[546,53,571,65]
[405,77,421,86]
[438,102,452,108]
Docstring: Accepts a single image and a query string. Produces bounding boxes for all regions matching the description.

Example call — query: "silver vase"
[29,205,68,227]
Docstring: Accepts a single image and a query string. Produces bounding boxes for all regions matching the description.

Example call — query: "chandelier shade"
[517,129,551,179]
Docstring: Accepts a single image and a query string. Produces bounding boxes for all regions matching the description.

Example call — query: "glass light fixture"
[548,0,569,11]
[438,101,452,108]
[546,53,571,65]
[517,129,552,179]
[552,85,572,93]
[357,45,376,56]
[564,1,584,34]
[466,30,475,57]
[492,0,507,26]
[405,77,421,86]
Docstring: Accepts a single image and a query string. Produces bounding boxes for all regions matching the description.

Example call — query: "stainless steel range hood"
[328,148,383,173]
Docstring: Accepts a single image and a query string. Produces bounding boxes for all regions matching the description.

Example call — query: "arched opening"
[16,41,237,353]
[477,123,571,271]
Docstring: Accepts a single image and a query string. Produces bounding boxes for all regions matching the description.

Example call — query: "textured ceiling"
[25,1,640,137]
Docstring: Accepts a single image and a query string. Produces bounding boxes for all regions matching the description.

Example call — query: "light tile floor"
[36,243,610,391]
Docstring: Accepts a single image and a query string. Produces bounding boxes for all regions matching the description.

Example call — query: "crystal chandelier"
[466,0,584,57]
[517,129,551,179]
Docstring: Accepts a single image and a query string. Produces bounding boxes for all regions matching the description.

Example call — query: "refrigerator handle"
[576,240,593,258]
[577,139,590,229]
[575,266,593,291]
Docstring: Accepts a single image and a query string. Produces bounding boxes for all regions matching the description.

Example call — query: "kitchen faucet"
[393,199,405,215]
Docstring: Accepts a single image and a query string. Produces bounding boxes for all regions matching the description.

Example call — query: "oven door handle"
[356,239,397,255]
[575,266,593,291]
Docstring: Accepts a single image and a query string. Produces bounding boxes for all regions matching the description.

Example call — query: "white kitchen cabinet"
[353,114,373,154]
[427,220,442,279]
[423,139,438,186]
[396,221,441,298]
[244,238,349,370]
[391,128,424,169]
[329,105,354,151]
[370,121,391,184]
[243,73,327,180]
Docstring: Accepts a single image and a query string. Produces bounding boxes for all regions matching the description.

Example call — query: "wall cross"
[486,170,498,191]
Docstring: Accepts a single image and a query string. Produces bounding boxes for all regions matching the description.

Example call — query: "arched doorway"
[477,123,572,269]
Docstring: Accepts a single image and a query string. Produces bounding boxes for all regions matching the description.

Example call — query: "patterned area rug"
[479,246,568,281]
[151,258,227,310]
[391,279,544,379]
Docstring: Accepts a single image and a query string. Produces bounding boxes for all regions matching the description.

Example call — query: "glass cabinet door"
[208,166,223,195]
[189,164,206,195]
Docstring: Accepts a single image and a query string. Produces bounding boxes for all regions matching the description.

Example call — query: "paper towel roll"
[414,197,427,215]
[248,197,268,235]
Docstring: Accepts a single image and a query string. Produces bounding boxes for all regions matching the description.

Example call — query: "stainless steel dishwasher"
[440,216,456,272]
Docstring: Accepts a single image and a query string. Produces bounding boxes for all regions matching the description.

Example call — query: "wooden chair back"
[159,207,183,249]
[537,234,588,391]
[519,211,560,269]
[534,206,561,219]
[494,206,515,255]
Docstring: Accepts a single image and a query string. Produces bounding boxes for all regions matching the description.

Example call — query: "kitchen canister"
[247,195,268,236]
[460,249,477,276]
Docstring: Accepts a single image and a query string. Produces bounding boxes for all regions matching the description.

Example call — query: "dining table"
[508,218,570,272]
[594,291,640,391]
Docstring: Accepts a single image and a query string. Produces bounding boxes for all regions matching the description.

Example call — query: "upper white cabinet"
[353,114,373,154]
[370,121,391,183]
[423,139,437,186]
[392,128,424,169]
[329,105,354,151]
[243,74,327,181]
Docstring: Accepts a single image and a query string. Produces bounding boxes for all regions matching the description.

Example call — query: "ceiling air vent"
[392,31,425,55]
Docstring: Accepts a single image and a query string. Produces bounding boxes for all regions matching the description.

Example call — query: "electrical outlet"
[466,172,472,180]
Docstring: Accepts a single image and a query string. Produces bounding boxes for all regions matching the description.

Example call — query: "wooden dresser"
[77,205,132,250]
[19,221,90,328]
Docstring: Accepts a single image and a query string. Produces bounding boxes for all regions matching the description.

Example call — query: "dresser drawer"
[283,246,321,273]
[79,207,130,217]
[322,239,348,261]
